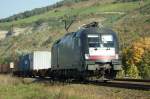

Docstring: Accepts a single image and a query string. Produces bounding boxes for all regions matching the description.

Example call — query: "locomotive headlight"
[85,54,89,60]
[115,54,119,59]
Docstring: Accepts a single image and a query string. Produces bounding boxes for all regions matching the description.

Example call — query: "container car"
[51,22,122,80]
[14,51,51,77]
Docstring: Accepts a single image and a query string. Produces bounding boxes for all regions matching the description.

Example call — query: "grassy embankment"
[0,75,150,99]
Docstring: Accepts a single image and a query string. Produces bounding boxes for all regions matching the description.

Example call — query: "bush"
[126,64,140,79]
[116,70,125,78]
[142,64,150,79]
[139,50,150,79]
[33,19,45,27]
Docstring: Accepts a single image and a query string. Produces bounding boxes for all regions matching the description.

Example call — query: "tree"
[122,37,150,79]
[139,49,150,79]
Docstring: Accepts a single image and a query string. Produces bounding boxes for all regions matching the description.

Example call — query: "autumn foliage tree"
[139,49,150,79]
[122,37,150,79]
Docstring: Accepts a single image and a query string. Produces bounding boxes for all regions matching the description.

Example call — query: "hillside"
[0,0,149,74]
[0,0,90,23]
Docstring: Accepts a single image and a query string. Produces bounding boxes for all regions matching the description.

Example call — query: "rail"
[114,79,150,82]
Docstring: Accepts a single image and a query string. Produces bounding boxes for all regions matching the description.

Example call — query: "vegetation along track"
[90,80,150,91]
[24,77,150,91]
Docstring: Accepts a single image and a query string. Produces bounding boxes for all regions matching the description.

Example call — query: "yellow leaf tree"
[122,37,150,78]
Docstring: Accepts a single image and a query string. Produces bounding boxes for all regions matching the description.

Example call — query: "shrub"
[139,49,150,79]
[116,70,125,78]
[126,64,140,79]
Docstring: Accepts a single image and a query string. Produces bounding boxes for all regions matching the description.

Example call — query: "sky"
[0,0,62,19]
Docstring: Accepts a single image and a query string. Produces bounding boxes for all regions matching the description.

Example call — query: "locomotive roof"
[79,27,117,35]
[54,23,116,44]
[78,22,116,35]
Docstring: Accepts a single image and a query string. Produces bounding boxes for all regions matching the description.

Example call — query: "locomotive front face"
[85,33,118,62]
[83,28,121,71]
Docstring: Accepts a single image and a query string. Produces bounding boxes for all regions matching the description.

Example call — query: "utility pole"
[10,43,17,74]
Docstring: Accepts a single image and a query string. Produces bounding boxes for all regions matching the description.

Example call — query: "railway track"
[25,77,150,91]
[89,79,150,91]
[114,79,150,82]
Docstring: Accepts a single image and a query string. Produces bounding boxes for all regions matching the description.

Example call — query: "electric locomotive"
[51,22,122,80]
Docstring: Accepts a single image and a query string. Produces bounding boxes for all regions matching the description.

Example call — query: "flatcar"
[51,22,122,80]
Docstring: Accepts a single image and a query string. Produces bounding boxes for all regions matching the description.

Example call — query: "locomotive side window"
[87,34,100,47]
[101,35,114,48]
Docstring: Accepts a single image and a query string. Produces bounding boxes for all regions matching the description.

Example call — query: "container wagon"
[14,51,51,77]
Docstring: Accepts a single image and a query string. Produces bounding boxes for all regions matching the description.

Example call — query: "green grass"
[0,9,67,29]
[0,75,150,99]
[76,2,139,14]
[0,84,53,99]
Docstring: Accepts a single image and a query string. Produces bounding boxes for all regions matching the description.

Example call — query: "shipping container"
[30,51,51,70]
[19,54,30,71]
[18,51,51,72]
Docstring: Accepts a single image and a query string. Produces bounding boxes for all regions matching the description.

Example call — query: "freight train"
[0,22,122,81]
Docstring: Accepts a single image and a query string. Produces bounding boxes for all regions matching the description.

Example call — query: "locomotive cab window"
[101,34,114,48]
[87,34,100,47]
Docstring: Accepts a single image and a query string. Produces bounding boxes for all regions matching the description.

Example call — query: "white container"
[30,51,51,70]
[10,62,14,69]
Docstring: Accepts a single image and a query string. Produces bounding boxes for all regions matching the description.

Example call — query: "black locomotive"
[51,22,122,80]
